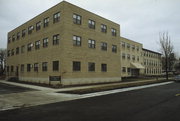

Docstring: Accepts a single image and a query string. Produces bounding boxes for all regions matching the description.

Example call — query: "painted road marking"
[81,82,173,98]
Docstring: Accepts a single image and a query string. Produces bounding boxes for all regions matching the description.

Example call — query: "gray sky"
[0,0,179,56]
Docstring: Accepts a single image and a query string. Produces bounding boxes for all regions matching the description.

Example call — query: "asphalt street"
[0,82,180,121]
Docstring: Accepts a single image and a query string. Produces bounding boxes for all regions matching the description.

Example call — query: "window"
[73,61,81,71]
[27,64,31,72]
[17,32,20,40]
[42,62,48,71]
[35,40,40,50]
[88,19,95,29]
[127,43,130,49]
[53,34,59,45]
[88,39,95,48]
[11,66,14,72]
[21,45,25,53]
[122,53,126,59]
[27,43,33,51]
[11,49,14,56]
[12,35,15,42]
[137,56,139,61]
[36,21,41,31]
[22,29,26,37]
[53,12,60,23]
[127,54,130,60]
[137,46,139,51]
[73,14,81,25]
[122,67,126,73]
[73,35,81,46]
[112,45,117,53]
[127,68,131,73]
[43,38,48,47]
[21,64,24,72]
[132,55,135,61]
[122,42,125,48]
[53,61,59,71]
[7,50,11,57]
[132,45,135,50]
[28,25,34,34]
[8,37,11,43]
[111,28,117,36]
[101,24,107,33]
[34,63,38,72]
[44,17,49,28]
[16,47,19,55]
[88,62,95,72]
[101,42,107,51]
[101,64,107,72]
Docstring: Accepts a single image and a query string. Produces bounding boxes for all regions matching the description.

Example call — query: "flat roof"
[142,48,162,55]
[120,36,142,45]
[9,1,120,33]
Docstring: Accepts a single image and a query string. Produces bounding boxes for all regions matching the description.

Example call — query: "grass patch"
[59,79,170,94]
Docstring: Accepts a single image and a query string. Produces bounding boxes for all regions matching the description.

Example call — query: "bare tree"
[159,32,174,80]
[0,49,6,76]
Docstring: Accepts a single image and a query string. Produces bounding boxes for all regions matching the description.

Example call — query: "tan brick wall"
[6,1,122,85]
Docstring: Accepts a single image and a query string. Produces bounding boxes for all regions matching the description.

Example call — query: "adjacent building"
[142,48,162,76]
[6,1,162,85]
[120,37,144,77]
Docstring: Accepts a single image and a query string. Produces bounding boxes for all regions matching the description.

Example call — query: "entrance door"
[131,69,140,77]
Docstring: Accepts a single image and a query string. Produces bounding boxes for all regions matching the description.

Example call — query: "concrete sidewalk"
[0,78,171,111]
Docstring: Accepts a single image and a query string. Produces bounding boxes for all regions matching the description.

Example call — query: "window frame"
[22,29,26,37]
[73,14,81,25]
[73,35,81,46]
[16,47,19,55]
[73,61,81,71]
[42,62,48,71]
[12,35,15,42]
[112,45,117,53]
[43,38,48,48]
[101,24,107,33]
[101,42,107,51]
[53,12,60,23]
[88,39,95,48]
[53,61,59,71]
[34,63,39,72]
[27,43,33,51]
[111,28,117,36]
[17,32,20,40]
[44,17,49,28]
[27,64,31,72]
[101,64,107,72]
[88,19,95,29]
[36,21,41,31]
[122,67,126,73]
[88,62,95,72]
[35,40,40,50]
[53,34,59,45]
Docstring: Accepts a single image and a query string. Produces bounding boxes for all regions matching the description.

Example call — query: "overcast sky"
[0,0,179,56]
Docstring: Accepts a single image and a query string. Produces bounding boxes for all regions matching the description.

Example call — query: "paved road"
[0,82,33,94]
[0,82,180,121]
